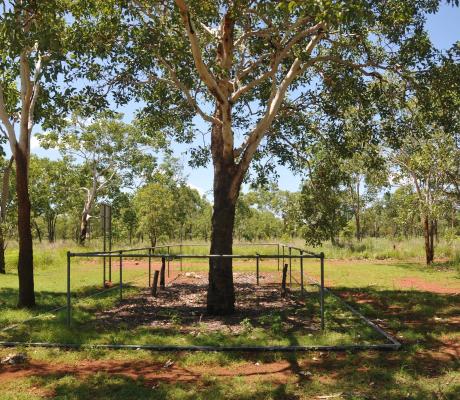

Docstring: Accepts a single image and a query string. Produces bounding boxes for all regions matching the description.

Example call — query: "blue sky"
[30,3,460,196]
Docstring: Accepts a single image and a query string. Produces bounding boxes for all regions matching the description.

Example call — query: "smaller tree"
[134,183,176,248]
[38,113,163,244]
[29,156,79,242]
[0,155,13,274]
[392,130,459,264]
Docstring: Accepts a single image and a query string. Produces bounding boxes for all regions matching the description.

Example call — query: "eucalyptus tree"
[0,0,77,306]
[38,114,163,244]
[134,182,176,248]
[392,130,459,264]
[86,0,452,313]
[0,155,13,274]
[29,156,79,243]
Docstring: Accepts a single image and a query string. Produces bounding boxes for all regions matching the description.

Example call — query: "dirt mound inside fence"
[95,272,320,334]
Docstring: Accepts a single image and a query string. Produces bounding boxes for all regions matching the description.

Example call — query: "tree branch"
[0,83,18,153]
[234,33,323,184]
[158,56,222,125]
[174,0,226,104]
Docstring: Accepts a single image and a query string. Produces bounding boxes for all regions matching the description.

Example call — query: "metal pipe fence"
[66,248,325,330]
[1,241,402,353]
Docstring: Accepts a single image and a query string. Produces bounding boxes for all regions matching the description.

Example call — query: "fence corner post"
[320,252,325,331]
[119,250,123,301]
[148,248,152,287]
[300,250,304,296]
[256,254,260,285]
[66,251,71,328]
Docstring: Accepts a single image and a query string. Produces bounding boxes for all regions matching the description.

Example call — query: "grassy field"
[0,239,459,399]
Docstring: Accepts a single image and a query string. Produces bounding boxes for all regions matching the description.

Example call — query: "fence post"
[320,252,325,331]
[167,246,170,277]
[148,248,152,287]
[180,244,183,271]
[277,243,280,271]
[152,270,159,297]
[256,254,260,285]
[109,228,112,282]
[119,250,123,301]
[300,250,304,296]
[281,263,288,296]
[282,245,285,275]
[160,256,166,289]
[289,246,292,287]
[67,251,71,328]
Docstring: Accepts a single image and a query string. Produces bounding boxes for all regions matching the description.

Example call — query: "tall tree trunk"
[423,215,434,265]
[15,148,35,307]
[207,166,238,315]
[47,215,56,243]
[206,100,242,315]
[79,209,89,245]
[0,226,6,274]
[149,234,156,249]
[33,220,42,243]
[355,181,361,241]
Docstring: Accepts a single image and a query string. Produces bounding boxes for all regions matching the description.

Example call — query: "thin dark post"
[167,246,170,277]
[289,246,292,287]
[66,251,71,327]
[256,254,260,285]
[102,204,106,287]
[180,244,183,271]
[151,270,159,297]
[108,218,112,282]
[160,256,166,289]
[119,251,123,301]
[148,248,152,287]
[282,245,285,275]
[300,250,304,295]
[320,252,325,331]
[277,244,280,271]
[281,263,288,295]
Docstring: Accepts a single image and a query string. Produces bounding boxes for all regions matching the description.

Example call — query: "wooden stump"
[281,263,288,296]
[151,270,159,297]
[160,257,166,289]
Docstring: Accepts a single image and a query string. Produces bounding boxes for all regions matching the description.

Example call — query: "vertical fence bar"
[256,254,260,285]
[160,256,166,289]
[282,245,285,275]
[277,243,280,271]
[300,250,304,295]
[289,246,292,287]
[108,227,112,282]
[102,205,106,287]
[167,246,170,277]
[119,251,123,301]
[66,251,71,328]
[180,244,183,271]
[148,248,152,287]
[320,252,325,331]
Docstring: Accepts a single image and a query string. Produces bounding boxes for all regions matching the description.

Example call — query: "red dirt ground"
[1,259,457,389]
[396,277,459,294]
[0,359,296,386]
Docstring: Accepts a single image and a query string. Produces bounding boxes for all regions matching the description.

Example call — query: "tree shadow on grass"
[1,286,459,399]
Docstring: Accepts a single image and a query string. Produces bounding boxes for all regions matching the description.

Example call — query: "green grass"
[1,240,459,399]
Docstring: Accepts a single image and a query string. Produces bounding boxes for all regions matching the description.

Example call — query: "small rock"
[1,353,28,365]
[163,359,174,369]
[299,370,312,377]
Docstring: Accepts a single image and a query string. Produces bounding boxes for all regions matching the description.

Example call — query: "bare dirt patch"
[0,359,296,385]
[94,272,320,334]
[397,277,459,294]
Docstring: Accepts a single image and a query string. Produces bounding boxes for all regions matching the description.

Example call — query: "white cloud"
[30,135,41,150]
[187,182,205,196]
